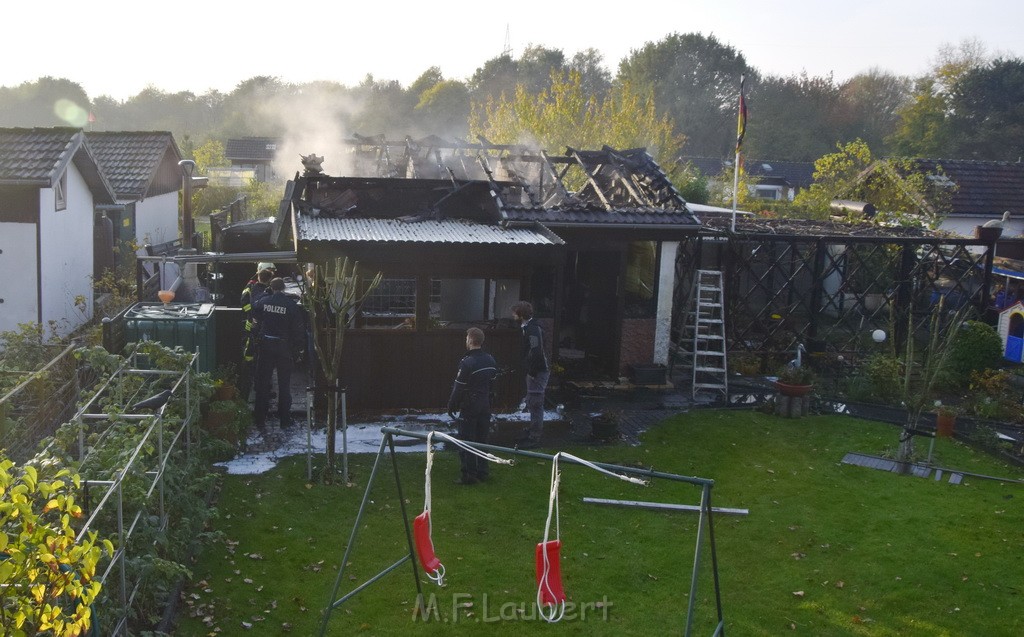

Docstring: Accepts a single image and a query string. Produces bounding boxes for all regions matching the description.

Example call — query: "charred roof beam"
[568,148,613,211]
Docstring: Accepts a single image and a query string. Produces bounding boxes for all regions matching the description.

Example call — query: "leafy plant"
[847,353,903,403]
[776,364,815,385]
[0,456,115,636]
[943,321,1002,387]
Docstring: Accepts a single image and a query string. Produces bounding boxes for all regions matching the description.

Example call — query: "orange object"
[413,511,442,576]
[535,540,566,606]
[157,290,175,304]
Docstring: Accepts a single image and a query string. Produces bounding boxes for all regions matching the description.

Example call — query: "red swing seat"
[413,511,443,576]
[535,539,566,605]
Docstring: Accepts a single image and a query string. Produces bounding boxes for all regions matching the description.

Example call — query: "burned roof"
[86,131,182,200]
[293,137,700,230]
[698,210,955,240]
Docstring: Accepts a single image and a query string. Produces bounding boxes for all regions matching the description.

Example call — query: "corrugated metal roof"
[297,216,562,245]
[225,137,279,161]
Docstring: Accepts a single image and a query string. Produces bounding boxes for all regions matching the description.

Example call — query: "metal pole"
[318,434,391,637]
[306,387,313,482]
[178,160,195,249]
[341,387,349,482]
[731,153,740,234]
[388,435,425,610]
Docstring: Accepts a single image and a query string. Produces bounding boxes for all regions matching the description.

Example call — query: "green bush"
[847,354,902,403]
[944,321,1002,386]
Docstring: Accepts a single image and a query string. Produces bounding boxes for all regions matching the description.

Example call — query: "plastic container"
[124,302,217,372]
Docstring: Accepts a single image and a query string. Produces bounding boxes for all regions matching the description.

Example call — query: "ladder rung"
[695,366,727,372]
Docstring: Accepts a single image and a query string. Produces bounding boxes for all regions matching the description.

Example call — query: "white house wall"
[38,165,94,337]
[0,222,39,334]
[134,191,178,247]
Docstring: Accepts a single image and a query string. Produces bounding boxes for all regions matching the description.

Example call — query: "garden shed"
[272,138,701,409]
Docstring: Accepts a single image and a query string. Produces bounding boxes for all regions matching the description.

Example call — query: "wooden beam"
[582,497,749,516]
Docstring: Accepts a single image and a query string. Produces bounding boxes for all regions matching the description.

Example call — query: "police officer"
[252,277,305,430]
[447,327,498,485]
[238,265,275,400]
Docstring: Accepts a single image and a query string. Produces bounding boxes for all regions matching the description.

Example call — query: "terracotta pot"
[212,384,239,401]
[975,226,1003,242]
[936,413,956,438]
[774,381,813,397]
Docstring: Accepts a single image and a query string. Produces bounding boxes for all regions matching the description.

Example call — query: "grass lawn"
[176,411,1024,635]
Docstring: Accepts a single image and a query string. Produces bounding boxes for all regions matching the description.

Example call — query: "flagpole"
[731,74,747,234]
[731,149,740,233]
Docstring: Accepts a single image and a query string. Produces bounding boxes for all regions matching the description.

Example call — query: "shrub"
[944,321,1002,387]
[847,354,902,403]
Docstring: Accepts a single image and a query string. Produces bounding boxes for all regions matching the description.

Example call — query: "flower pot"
[590,415,620,440]
[213,384,239,401]
[774,381,813,398]
[936,413,956,438]
[975,226,1003,242]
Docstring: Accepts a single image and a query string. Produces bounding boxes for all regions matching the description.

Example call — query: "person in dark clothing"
[447,327,498,485]
[512,301,549,445]
[252,277,305,431]
[238,266,275,400]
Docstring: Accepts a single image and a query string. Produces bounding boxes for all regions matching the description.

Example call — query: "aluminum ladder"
[687,270,728,398]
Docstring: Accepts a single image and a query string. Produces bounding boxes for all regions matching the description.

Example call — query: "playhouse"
[999,301,1024,362]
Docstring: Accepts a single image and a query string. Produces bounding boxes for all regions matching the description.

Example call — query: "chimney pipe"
[179,159,196,248]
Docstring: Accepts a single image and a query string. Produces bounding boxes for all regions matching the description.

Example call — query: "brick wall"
[619,318,655,375]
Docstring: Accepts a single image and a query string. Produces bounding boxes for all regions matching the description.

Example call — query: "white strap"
[560,451,649,486]
[537,453,565,623]
[423,431,434,514]
[433,431,515,466]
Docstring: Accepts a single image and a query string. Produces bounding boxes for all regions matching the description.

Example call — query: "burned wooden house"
[272,138,700,409]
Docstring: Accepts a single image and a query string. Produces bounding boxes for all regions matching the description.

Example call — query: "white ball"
[872,329,887,343]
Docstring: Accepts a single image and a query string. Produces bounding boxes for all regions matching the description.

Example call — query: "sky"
[2,0,1021,101]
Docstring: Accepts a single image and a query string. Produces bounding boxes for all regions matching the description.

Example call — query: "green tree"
[470,70,682,169]
[617,32,752,157]
[414,80,471,138]
[836,69,912,154]
[945,58,1024,160]
[0,77,92,128]
[743,72,840,161]
[0,458,114,636]
[793,140,948,226]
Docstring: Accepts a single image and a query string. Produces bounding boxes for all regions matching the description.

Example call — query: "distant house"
[86,131,183,252]
[0,127,116,336]
[224,137,279,183]
[909,159,1024,238]
[680,156,816,202]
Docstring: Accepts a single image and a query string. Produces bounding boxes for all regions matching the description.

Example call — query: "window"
[54,169,67,211]
[753,186,781,200]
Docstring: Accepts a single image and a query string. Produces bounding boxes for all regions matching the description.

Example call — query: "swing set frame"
[318,427,727,636]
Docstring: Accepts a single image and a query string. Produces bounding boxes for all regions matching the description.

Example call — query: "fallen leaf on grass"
[792,591,804,598]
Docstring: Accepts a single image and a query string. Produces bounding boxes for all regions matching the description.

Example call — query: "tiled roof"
[680,156,816,189]
[0,127,115,203]
[913,159,1024,216]
[0,127,80,182]
[86,131,181,199]
[297,216,563,245]
[502,204,697,226]
[225,137,279,162]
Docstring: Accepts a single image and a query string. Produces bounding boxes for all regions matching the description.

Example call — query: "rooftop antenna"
[502,24,512,58]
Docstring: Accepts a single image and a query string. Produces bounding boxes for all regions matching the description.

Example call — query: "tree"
[889,39,992,157]
[0,77,92,128]
[470,70,682,170]
[793,140,949,226]
[414,80,471,138]
[617,32,753,157]
[835,69,912,154]
[301,258,382,482]
[568,48,612,99]
[945,58,1024,160]
[0,458,114,636]
[742,72,841,161]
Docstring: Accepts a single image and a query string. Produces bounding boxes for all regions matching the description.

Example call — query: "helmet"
[257,262,276,272]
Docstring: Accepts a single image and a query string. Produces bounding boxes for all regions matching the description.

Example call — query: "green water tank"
[124,302,217,372]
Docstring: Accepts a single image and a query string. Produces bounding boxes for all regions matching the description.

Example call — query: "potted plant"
[774,365,816,397]
[590,409,621,441]
[934,400,958,437]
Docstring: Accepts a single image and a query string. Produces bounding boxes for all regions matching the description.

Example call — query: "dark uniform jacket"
[448,349,498,416]
[521,318,548,376]
[253,291,305,348]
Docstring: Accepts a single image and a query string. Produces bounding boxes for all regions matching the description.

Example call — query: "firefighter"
[447,327,498,484]
[237,264,275,400]
[252,278,305,431]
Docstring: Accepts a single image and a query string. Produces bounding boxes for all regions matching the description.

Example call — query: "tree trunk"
[895,408,921,463]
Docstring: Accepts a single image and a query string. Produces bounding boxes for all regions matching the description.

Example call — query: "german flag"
[735,75,748,153]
